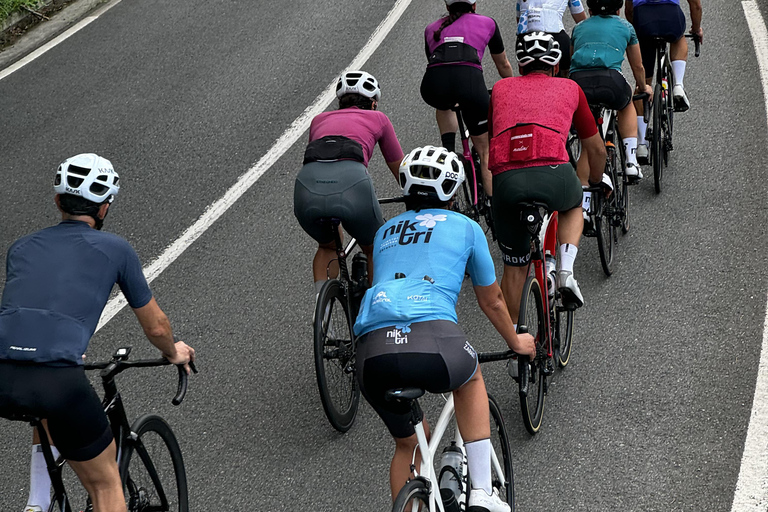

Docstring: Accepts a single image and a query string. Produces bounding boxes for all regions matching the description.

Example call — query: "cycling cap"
[336,71,381,102]
[445,0,476,4]
[516,31,562,67]
[586,0,623,14]
[54,153,120,204]
[400,146,465,202]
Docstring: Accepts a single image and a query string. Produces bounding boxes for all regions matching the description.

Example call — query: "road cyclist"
[421,0,515,198]
[0,154,195,512]
[487,32,607,325]
[353,146,536,511]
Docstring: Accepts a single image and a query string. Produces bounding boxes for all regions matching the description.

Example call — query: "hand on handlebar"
[591,173,614,197]
[638,83,653,102]
[513,332,537,360]
[691,27,703,44]
[164,340,196,375]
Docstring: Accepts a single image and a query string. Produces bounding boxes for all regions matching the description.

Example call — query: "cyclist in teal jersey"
[354,146,535,512]
[626,0,703,161]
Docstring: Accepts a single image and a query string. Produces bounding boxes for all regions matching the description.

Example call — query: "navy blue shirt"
[0,221,152,366]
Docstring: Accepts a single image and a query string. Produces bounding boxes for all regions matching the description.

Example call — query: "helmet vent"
[89,183,110,195]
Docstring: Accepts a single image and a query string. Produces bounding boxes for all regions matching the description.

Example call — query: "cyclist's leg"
[631,6,658,148]
[436,110,459,153]
[27,423,58,512]
[67,442,125,512]
[461,67,492,196]
[421,66,459,152]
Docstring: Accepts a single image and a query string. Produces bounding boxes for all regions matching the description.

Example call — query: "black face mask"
[92,206,109,230]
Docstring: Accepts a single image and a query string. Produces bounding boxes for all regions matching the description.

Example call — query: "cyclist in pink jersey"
[488,33,608,323]
[294,71,404,298]
[421,0,514,198]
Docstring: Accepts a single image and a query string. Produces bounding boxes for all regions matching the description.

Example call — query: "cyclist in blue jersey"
[516,0,587,77]
[0,154,195,512]
[354,146,536,512]
[625,0,703,161]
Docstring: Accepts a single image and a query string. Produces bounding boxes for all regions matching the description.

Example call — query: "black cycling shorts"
[294,160,384,247]
[632,3,687,79]
[571,69,633,111]
[356,320,478,439]
[492,164,582,267]
[420,65,490,136]
[0,361,112,461]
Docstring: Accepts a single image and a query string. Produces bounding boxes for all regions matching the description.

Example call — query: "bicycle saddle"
[316,217,342,226]
[5,412,41,424]
[385,387,426,403]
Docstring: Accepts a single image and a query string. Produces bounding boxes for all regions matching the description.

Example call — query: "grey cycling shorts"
[294,160,384,246]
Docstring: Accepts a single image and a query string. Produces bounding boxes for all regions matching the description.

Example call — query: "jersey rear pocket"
[490,123,563,168]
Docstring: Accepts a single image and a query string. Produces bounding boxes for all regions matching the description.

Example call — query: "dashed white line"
[731,3,768,510]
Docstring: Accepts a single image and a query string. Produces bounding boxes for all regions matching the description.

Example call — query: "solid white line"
[95,0,414,331]
[0,0,123,82]
[732,4,768,510]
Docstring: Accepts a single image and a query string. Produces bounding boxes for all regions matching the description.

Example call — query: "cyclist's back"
[516,0,587,76]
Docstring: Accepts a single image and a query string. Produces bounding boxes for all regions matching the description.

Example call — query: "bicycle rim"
[313,279,359,432]
[489,394,515,510]
[120,415,188,512]
[595,196,615,276]
[518,276,546,435]
[554,303,575,368]
[391,477,431,512]
[652,83,663,193]
[613,120,630,234]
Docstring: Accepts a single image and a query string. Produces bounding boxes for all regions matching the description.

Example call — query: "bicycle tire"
[451,177,477,221]
[517,276,546,435]
[595,192,615,277]
[612,118,630,234]
[663,83,674,167]
[488,394,515,510]
[314,278,359,432]
[119,414,188,512]
[392,477,431,512]
[554,302,575,368]
[652,82,663,194]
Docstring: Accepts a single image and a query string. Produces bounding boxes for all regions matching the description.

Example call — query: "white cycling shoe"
[626,162,643,181]
[672,84,690,112]
[468,488,511,512]
[557,270,584,308]
[636,144,649,165]
[23,507,44,512]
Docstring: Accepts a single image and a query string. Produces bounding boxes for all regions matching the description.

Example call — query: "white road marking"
[0,0,123,82]
[94,0,414,331]
[732,3,768,510]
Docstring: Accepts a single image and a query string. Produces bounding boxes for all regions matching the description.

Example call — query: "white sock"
[623,137,638,165]
[582,189,592,213]
[558,244,578,273]
[637,116,648,143]
[314,280,325,295]
[465,438,492,495]
[672,60,686,87]
[27,444,58,510]
[513,323,517,331]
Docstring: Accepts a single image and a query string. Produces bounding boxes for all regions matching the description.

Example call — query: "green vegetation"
[0,0,38,24]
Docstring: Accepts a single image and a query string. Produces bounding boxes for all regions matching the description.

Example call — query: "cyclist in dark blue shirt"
[0,154,195,512]
[354,146,535,512]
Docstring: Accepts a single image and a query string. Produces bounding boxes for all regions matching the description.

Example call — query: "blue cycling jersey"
[353,209,497,337]
[633,0,679,6]
[0,220,152,366]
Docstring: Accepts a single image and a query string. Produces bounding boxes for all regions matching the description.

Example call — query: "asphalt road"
[1,0,766,510]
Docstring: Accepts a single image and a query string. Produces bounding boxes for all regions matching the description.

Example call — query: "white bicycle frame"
[405,394,506,512]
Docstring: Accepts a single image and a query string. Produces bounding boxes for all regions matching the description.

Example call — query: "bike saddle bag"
[428,42,481,66]
[303,135,365,165]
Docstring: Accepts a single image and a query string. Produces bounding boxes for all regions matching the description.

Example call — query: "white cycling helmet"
[516,31,562,67]
[445,0,476,4]
[54,153,119,204]
[336,71,381,102]
[400,146,465,202]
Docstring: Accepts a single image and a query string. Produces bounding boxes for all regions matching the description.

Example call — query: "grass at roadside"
[0,0,38,24]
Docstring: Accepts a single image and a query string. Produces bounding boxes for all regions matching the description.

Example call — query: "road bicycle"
[449,102,496,240]
[7,346,195,512]
[389,387,513,512]
[646,34,701,193]
[514,202,576,435]
[313,197,405,433]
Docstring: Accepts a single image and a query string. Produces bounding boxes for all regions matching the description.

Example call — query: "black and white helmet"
[516,31,562,67]
[336,71,381,102]
[445,0,476,4]
[54,153,119,204]
[587,0,623,14]
[400,146,465,202]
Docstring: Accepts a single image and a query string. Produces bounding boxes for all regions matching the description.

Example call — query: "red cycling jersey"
[488,73,597,173]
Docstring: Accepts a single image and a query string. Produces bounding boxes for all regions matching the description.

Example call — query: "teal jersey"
[570,15,638,73]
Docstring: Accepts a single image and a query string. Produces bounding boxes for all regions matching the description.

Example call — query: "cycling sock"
[637,116,648,143]
[623,137,638,165]
[672,60,686,87]
[582,189,592,213]
[314,280,325,295]
[559,244,578,273]
[441,132,456,153]
[28,444,58,510]
[465,438,492,495]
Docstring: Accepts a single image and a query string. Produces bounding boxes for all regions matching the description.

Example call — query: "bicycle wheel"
[314,278,359,432]
[595,192,615,277]
[662,85,674,167]
[652,82,663,194]
[517,276,546,435]
[612,119,630,234]
[488,394,515,510]
[451,177,477,220]
[392,477,431,512]
[120,414,188,512]
[553,302,575,368]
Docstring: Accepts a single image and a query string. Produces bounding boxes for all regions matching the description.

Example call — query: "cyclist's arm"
[133,298,195,369]
[624,2,634,23]
[377,114,405,180]
[569,0,587,22]
[582,133,606,183]
[491,51,514,78]
[687,0,703,41]
[386,159,402,179]
[474,283,536,358]
[571,11,587,23]
[627,43,651,95]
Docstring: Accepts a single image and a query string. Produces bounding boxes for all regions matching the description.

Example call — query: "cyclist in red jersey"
[488,32,607,323]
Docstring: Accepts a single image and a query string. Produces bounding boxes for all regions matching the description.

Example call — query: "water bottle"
[439,442,464,510]
[545,254,556,300]
[351,253,368,286]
